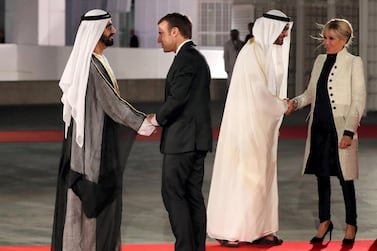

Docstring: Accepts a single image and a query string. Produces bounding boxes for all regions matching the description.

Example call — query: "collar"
[176,39,192,55]
[338,47,348,55]
[328,47,348,58]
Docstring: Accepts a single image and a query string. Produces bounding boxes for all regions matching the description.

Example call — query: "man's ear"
[171,27,179,37]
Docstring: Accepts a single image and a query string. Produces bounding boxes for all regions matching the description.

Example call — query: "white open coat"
[295,47,366,180]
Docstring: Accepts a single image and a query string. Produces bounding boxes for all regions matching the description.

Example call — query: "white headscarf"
[252,10,293,99]
[59,9,111,147]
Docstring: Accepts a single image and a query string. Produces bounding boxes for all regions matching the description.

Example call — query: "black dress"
[305,54,342,177]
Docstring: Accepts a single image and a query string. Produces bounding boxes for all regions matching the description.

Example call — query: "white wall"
[0,44,18,79]
[0,45,226,81]
[38,0,65,45]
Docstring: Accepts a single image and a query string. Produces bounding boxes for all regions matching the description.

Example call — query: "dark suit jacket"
[156,41,213,154]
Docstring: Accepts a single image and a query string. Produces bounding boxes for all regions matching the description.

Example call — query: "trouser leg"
[185,152,206,251]
[161,152,207,251]
[317,176,331,222]
[339,179,357,226]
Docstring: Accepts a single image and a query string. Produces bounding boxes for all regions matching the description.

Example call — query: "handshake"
[284,98,298,116]
[137,113,159,136]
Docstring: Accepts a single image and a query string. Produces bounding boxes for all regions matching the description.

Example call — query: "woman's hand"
[339,135,353,149]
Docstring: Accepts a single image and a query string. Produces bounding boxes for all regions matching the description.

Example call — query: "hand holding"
[147,113,160,127]
[137,117,157,136]
[146,114,155,123]
[285,99,296,116]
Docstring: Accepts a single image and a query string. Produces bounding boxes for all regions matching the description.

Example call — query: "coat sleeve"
[294,55,322,109]
[156,56,195,126]
[344,56,366,133]
[90,64,145,131]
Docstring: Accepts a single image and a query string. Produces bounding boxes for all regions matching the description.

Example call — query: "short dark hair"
[158,13,192,39]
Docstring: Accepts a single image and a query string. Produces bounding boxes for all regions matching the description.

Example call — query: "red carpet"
[0,125,376,142]
[1,240,377,251]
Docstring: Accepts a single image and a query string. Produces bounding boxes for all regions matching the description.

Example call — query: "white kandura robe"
[207,39,287,242]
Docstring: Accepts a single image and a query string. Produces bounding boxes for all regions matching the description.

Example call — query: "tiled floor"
[0,102,376,246]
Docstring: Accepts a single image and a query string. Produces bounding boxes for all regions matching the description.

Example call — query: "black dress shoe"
[251,235,283,245]
[310,221,334,244]
[342,226,357,246]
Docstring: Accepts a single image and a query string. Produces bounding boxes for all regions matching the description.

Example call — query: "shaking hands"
[137,115,158,136]
[284,98,297,116]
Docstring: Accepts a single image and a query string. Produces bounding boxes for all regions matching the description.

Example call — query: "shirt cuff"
[343,130,354,139]
[151,114,160,127]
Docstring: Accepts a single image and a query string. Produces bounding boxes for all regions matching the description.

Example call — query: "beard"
[100,34,114,46]
[273,36,284,45]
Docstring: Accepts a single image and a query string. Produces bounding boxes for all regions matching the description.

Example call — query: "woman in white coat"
[286,19,366,246]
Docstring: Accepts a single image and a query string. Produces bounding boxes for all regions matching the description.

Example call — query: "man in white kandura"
[207,10,293,247]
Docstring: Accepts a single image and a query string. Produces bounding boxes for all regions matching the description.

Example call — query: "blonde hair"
[316,18,354,47]
[320,18,353,46]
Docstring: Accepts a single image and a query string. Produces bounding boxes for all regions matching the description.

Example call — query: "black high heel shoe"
[342,225,358,246]
[310,221,334,244]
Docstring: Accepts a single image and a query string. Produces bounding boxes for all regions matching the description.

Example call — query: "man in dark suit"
[148,12,212,251]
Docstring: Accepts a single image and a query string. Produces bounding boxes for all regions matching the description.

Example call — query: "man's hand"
[285,99,296,116]
[137,118,157,136]
[146,114,154,123]
[147,113,159,127]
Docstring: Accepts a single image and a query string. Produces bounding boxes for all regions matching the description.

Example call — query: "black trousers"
[161,151,207,251]
[317,176,357,226]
